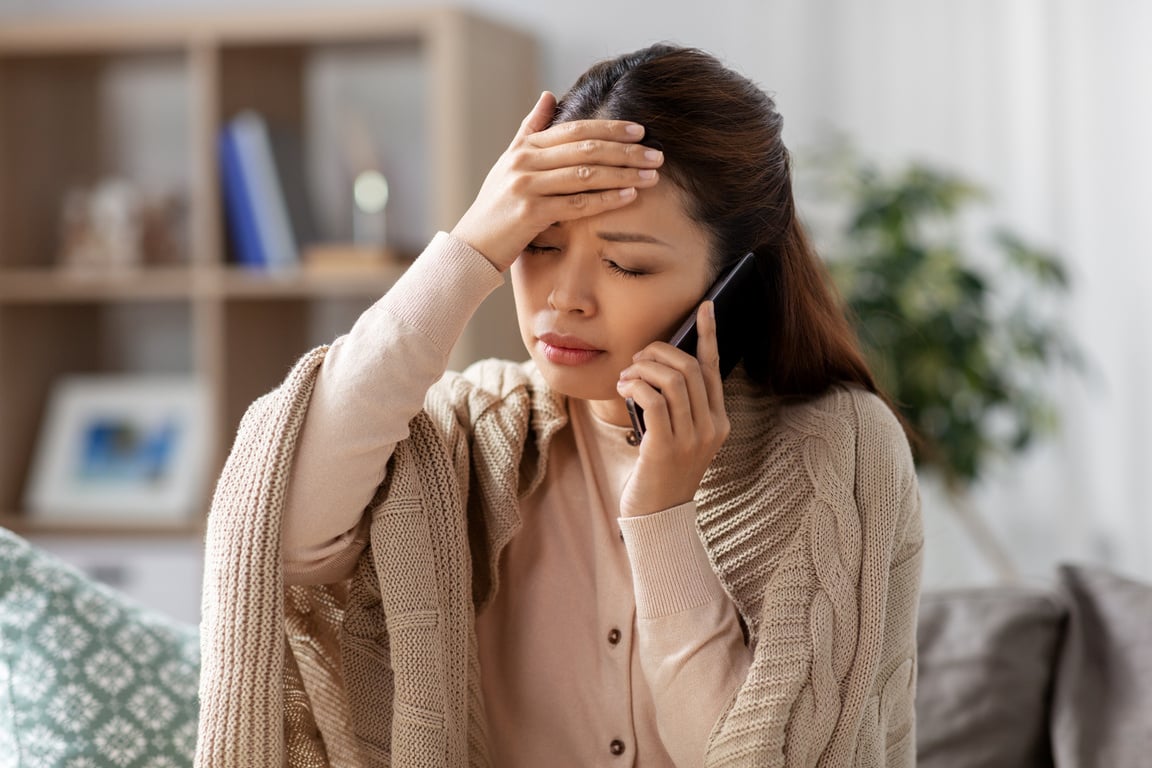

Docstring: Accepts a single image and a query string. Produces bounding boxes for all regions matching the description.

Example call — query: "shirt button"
[610,739,626,756]
[607,628,621,645]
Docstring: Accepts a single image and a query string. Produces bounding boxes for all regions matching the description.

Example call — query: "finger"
[526,164,660,197]
[528,139,664,172]
[620,357,696,438]
[528,117,645,149]
[628,344,711,436]
[519,91,557,137]
[531,186,641,224]
[694,301,727,422]
[616,378,671,442]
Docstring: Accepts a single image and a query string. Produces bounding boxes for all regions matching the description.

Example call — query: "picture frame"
[25,375,210,525]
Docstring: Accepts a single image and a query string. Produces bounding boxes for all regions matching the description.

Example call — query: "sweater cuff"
[619,502,729,619]
[382,231,504,356]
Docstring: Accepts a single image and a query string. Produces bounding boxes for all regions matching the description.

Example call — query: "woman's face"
[510,179,714,425]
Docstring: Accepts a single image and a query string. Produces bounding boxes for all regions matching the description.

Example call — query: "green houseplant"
[815,155,1080,579]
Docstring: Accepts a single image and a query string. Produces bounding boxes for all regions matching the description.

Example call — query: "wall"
[3,0,1150,618]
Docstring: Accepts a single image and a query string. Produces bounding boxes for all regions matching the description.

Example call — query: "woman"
[196,45,923,768]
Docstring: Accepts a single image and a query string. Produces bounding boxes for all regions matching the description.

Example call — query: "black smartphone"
[626,251,758,443]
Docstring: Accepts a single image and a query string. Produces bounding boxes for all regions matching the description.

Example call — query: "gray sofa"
[917,565,1152,767]
[2,526,1150,765]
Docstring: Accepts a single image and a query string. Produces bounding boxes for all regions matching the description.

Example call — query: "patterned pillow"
[0,526,200,767]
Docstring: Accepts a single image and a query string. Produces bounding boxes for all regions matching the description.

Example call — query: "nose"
[547,251,597,316]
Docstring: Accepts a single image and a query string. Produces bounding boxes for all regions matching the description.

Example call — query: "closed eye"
[605,260,645,278]
[523,243,559,255]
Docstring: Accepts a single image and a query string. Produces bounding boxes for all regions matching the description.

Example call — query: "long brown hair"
[554,45,880,402]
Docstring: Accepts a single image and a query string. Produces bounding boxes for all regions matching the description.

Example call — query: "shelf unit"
[0,9,538,536]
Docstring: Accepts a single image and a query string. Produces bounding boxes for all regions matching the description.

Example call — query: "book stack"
[218,110,316,270]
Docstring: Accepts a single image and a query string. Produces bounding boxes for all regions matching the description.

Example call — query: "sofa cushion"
[0,527,200,767]
[916,585,1066,768]
[1051,564,1152,767]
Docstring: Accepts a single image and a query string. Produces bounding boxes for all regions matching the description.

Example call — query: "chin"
[532,358,619,402]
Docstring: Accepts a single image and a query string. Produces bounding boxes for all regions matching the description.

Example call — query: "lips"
[536,332,604,366]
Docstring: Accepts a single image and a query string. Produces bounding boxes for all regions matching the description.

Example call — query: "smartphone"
[626,251,758,442]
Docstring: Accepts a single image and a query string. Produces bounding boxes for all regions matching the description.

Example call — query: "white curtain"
[785,0,1152,585]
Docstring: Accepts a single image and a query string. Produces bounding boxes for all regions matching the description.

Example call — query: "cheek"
[611,285,696,350]
[510,263,535,318]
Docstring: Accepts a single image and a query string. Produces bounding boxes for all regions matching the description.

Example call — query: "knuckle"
[575,165,593,181]
[512,199,534,222]
[568,193,589,210]
[718,418,731,441]
[513,190,539,214]
[507,150,532,172]
[509,174,533,195]
[578,139,599,154]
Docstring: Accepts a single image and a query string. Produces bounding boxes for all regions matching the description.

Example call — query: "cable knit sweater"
[196,342,923,767]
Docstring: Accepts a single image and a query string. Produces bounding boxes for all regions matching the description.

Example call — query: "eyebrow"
[595,231,671,247]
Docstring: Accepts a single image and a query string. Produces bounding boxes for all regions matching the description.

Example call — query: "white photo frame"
[25,375,210,525]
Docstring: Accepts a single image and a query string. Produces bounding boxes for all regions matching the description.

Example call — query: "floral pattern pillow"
[0,527,200,767]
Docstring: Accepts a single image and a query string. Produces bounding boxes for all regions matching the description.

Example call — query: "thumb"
[520,90,557,136]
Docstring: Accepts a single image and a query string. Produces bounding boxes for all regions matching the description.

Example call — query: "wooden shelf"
[0,10,538,534]
[0,9,449,52]
[0,267,197,303]
[217,263,411,299]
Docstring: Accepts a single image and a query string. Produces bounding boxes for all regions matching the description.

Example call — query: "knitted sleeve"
[620,502,753,766]
[703,389,923,767]
[280,232,503,585]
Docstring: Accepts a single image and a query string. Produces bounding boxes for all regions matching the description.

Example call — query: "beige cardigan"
[195,346,923,767]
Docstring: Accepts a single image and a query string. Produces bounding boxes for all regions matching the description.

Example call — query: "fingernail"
[706,301,715,319]
[619,187,636,198]
[626,123,644,136]
[645,149,663,161]
[638,169,657,179]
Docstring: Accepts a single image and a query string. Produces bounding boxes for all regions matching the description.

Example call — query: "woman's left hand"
[616,301,731,518]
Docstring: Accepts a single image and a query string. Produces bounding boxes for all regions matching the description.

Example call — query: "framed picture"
[25,376,210,525]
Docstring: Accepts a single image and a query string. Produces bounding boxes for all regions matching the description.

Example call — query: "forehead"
[558,179,709,249]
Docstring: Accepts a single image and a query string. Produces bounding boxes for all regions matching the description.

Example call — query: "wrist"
[449,225,511,273]
[618,501,727,619]
[620,492,695,519]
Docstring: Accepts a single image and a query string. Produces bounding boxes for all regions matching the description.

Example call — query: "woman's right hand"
[451,90,664,272]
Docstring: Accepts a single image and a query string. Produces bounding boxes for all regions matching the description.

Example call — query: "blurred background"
[0,0,1148,624]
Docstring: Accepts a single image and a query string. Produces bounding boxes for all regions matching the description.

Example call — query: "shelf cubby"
[0,9,538,534]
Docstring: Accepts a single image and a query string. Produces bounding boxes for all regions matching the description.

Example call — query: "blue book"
[219,111,300,270]
[219,124,265,268]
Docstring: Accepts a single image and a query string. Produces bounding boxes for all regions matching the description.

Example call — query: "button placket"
[571,400,641,763]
